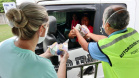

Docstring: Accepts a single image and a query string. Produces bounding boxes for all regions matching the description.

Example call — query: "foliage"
[0,0,16,13]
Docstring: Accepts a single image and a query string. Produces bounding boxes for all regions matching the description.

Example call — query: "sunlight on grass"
[0,24,14,42]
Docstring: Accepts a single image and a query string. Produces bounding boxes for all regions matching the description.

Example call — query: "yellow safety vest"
[98,28,139,78]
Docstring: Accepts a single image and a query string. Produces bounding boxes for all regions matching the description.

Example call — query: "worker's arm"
[73,27,89,52]
[86,33,107,42]
[57,50,69,78]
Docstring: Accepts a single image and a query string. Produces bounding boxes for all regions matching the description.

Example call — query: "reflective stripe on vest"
[100,30,137,49]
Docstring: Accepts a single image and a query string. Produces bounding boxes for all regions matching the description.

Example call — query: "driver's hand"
[68,29,76,38]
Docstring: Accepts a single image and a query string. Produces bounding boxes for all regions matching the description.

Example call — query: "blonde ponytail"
[6,2,48,40]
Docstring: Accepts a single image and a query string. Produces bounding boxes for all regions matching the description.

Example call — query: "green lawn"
[0,24,14,42]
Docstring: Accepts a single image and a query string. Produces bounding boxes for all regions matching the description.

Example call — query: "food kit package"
[75,24,90,36]
[49,39,69,55]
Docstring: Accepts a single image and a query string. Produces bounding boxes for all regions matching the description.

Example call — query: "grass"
[0,24,13,42]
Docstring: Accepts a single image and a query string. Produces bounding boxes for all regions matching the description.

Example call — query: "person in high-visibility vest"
[73,5,139,78]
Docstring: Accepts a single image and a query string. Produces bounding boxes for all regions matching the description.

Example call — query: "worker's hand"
[84,35,91,41]
[86,33,91,38]
[68,29,76,38]
[73,27,80,35]
[60,50,69,63]
[80,25,90,36]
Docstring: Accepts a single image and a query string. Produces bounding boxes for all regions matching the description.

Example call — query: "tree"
[0,0,16,13]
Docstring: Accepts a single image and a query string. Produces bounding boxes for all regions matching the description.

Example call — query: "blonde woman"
[0,2,69,78]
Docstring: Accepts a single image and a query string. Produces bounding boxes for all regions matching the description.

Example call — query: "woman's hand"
[39,42,57,58]
[60,50,69,63]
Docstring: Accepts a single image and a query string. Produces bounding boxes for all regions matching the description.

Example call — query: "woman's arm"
[57,51,69,78]
[40,47,69,78]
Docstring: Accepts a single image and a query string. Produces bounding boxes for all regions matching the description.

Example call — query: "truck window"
[48,11,66,24]
[48,10,95,50]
